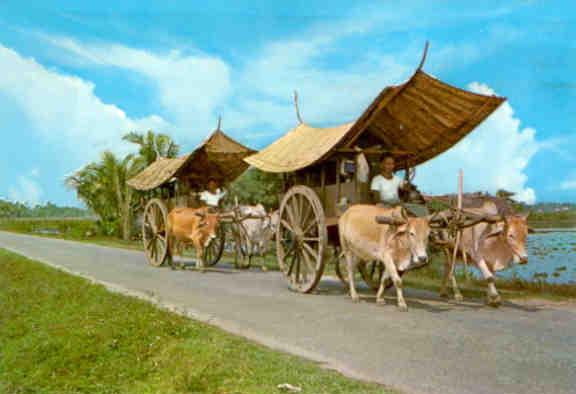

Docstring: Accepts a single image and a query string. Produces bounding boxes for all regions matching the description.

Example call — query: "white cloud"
[9,175,43,206]
[43,35,230,136]
[2,8,541,205]
[0,44,168,163]
[416,82,539,204]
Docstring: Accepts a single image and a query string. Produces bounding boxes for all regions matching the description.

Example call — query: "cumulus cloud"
[229,23,412,132]
[43,35,231,136]
[416,82,538,204]
[0,44,168,163]
[1,9,542,205]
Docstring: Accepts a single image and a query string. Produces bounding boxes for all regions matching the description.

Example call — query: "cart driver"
[370,154,406,206]
[199,178,226,209]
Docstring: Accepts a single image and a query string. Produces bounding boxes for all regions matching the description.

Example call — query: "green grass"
[402,254,576,301]
[528,210,576,229]
[1,218,575,301]
[0,249,391,394]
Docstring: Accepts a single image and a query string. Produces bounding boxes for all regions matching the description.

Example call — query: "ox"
[339,205,432,311]
[439,202,530,306]
[167,206,220,271]
[237,204,279,260]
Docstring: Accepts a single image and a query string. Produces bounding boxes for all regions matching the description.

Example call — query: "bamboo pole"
[457,169,470,280]
[450,169,463,281]
[294,91,303,124]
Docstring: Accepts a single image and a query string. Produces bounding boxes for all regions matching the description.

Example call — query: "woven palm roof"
[245,69,505,172]
[127,129,255,191]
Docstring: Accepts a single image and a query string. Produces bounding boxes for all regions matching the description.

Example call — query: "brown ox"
[439,202,529,306]
[167,206,220,271]
[339,205,432,311]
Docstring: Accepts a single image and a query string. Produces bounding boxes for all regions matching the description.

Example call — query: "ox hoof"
[439,291,449,299]
[376,298,386,305]
[397,304,408,312]
[351,295,360,303]
[454,294,464,303]
[486,295,502,308]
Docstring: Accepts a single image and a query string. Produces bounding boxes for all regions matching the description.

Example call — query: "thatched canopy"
[128,129,255,191]
[245,69,505,173]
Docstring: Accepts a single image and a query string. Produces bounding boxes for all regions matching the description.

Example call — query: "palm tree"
[66,151,144,240]
[122,130,179,165]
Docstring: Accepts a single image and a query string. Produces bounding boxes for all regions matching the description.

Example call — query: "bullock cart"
[244,43,506,293]
[127,126,255,268]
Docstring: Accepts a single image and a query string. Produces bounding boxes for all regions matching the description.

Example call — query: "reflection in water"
[499,231,576,284]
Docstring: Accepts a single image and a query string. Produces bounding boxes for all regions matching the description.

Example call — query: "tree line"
[0,200,90,218]
[65,130,282,241]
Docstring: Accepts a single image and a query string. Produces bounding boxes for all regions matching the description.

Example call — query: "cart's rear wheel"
[276,185,326,293]
[359,261,405,291]
[231,220,253,269]
[204,224,225,267]
[333,248,350,288]
[143,198,170,267]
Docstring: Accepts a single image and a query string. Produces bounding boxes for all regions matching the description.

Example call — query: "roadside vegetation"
[1,129,573,303]
[0,249,391,394]
[403,253,576,301]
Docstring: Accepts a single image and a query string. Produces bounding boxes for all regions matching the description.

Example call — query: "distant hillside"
[0,200,91,218]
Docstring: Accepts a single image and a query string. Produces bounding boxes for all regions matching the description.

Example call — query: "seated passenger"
[199,178,226,209]
[370,154,406,206]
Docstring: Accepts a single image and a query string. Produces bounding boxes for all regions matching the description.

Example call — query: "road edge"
[0,242,394,391]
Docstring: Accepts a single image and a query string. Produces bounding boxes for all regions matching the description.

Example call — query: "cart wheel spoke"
[280,219,296,233]
[300,246,316,273]
[302,242,319,262]
[143,199,169,267]
[276,186,326,293]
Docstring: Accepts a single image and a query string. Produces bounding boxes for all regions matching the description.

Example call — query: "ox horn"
[375,216,406,225]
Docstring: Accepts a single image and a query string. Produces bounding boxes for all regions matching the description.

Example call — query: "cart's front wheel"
[142,198,170,267]
[204,224,225,267]
[359,261,402,291]
[276,186,327,293]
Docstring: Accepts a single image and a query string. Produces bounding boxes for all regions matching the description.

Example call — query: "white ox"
[439,201,530,306]
[339,205,431,311]
[238,204,279,259]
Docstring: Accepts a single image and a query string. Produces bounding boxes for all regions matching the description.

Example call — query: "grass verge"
[403,255,576,302]
[0,248,391,394]
[1,218,574,301]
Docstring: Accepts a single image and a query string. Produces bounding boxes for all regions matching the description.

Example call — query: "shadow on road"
[315,277,550,313]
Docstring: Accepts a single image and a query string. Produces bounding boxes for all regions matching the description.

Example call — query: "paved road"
[1,231,575,394]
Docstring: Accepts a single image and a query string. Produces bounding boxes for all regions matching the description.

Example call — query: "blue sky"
[0,0,574,206]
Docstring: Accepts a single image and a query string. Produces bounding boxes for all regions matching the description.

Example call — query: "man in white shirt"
[370,154,405,205]
[199,178,226,209]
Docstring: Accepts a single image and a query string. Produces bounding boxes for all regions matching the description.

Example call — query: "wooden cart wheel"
[359,261,405,291]
[276,185,327,293]
[358,261,385,291]
[203,224,225,267]
[142,198,170,267]
[231,219,253,269]
[333,248,350,288]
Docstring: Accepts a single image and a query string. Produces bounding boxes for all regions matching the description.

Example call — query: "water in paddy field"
[499,231,576,284]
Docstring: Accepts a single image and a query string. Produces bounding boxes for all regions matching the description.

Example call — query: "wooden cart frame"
[244,43,506,293]
[128,126,255,268]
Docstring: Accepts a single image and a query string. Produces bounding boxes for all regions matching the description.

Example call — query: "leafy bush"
[0,219,100,239]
